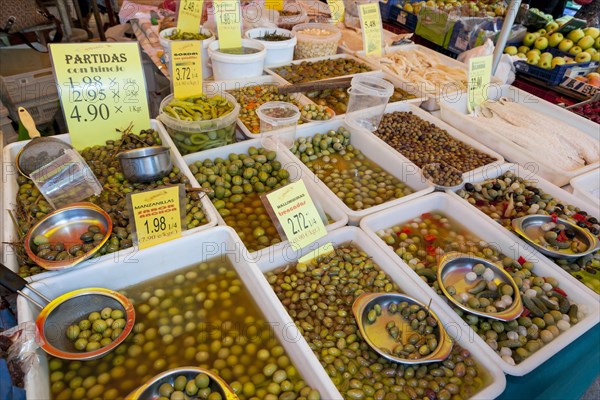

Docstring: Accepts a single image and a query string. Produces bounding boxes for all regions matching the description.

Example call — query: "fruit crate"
[379,0,401,21]
[7,97,61,125]
[389,4,418,31]
[514,59,599,86]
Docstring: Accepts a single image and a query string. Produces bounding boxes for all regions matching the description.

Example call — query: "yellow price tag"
[129,186,183,250]
[327,0,345,23]
[177,0,204,33]
[264,0,284,11]
[265,180,327,251]
[49,42,151,150]
[171,41,203,99]
[358,2,383,57]
[298,242,335,264]
[467,55,493,113]
[214,0,242,50]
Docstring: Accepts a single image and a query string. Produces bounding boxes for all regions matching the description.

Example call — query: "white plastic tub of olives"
[18,226,338,400]
[0,263,135,361]
[257,226,507,399]
[359,192,600,375]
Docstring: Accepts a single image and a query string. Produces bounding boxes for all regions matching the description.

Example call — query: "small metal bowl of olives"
[127,367,238,400]
[24,202,112,270]
[117,146,172,183]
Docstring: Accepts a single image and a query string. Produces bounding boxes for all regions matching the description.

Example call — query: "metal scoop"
[352,293,453,364]
[0,263,135,360]
[437,252,523,322]
[127,367,239,399]
[15,107,73,177]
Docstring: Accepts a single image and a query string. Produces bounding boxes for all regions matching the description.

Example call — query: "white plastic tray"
[1,120,218,281]
[180,138,348,263]
[439,85,600,187]
[278,118,435,224]
[256,226,507,399]
[360,192,600,375]
[365,101,505,182]
[17,226,341,400]
[570,168,600,209]
[447,163,600,299]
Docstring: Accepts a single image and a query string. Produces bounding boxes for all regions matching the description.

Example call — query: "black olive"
[587,217,598,224]
[565,230,576,239]
[578,211,588,216]
[493,183,501,190]
[465,183,475,192]
[526,186,539,194]
[586,268,597,275]
[590,227,599,235]
[577,222,588,228]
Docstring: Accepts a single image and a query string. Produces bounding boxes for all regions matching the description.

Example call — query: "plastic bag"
[0,322,41,391]
[457,39,515,85]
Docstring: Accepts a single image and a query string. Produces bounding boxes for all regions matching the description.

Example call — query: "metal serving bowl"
[24,202,112,270]
[117,146,172,183]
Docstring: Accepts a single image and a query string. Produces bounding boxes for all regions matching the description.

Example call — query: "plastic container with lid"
[159,27,216,79]
[158,92,240,155]
[256,101,300,150]
[245,27,296,66]
[208,39,267,81]
[291,23,341,59]
[345,75,394,131]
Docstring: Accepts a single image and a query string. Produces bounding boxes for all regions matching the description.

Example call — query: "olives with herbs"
[272,58,371,84]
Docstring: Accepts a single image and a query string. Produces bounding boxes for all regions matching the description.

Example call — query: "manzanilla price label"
[171,41,203,99]
[49,42,150,149]
[359,2,383,57]
[177,0,204,33]
[327,0,345,23]
[265,180,327,251]
[467,55,493,113]
[214,0,242,50]
[129,186,184,249]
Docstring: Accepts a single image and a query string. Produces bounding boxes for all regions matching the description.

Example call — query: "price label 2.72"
[49,42,151,149]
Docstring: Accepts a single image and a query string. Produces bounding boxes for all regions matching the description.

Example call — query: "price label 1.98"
[49,42,151,150]
[129,186,184,250]
[327,0,345,23]
[358,2,383,57]
[171,41,203,99]
[214,0,242,50]
[177,0,204,33]
[467,55,493,113]
[265,180,327,251]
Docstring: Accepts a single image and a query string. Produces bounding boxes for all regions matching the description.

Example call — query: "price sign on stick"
[49,42,151,149]
[177,0,204,33]
[467,55,493,113]
[214,0,242,50]
[265,180,327,251]
[358,2,383,57]
[171,41,203,99]
[129,186,184,249]
[327,0,345,23]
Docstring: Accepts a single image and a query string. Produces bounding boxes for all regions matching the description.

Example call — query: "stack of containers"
[0,99,16,145]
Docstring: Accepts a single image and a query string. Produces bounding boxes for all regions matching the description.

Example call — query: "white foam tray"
[1,120,218,282]
[255,226,507,399]
[17,226,341,400]
[439,85,600,187]
[570,168,600,210]
[277,118,435,225]
[447,163,600,300]
[179,138,348,263]
[363,101,505,182]
[360,192,600,375]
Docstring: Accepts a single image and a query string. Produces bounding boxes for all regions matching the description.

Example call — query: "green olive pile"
[266,244,488,399]
[66,307,126,352]
[188,147,290,252]
[299,104,333,121]
[32,224,105,262]
[13,130,208,278]
[422,163,463,188]
[306,85,416,115]
[271,58,372,84]
[456,171,600,294]
[157,373,222,400]
[228,85,304,134]
[48,258,320,400]
[373,112,497,180]
[376,212,583,366]
[290,127,414,211]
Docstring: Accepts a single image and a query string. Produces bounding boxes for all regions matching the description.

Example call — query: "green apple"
[518,45,530,54]
[567,29,585,43]
[592,53,600,62]
[532,32,542,39]
[569,46,583,56]
[527,49,541,58]
[523,33,536,47]
[578,36,595,51]
[539,59,552,69]
[548,32,563,47]
[558,39,574,52]
[585,48,598,56]
[534,37,549,50]
[551,57,566,68]
[595,37,600,50]
[584,27,600,40]
[504,46,518,55]
[517,53,527,59]
[527,56,540,65]
[537,28,547,36]
[566,58,577,64]
[540,52,553,60]
[575,52,592,63]
[545,21,559,32]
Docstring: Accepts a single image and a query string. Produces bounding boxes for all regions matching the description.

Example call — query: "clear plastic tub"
[345,75,394,131]
[256,101,300,150]
[158,92,240,155]
[244,27,296,66]
[207,39,266,81]
[291,23,341,59]
[158,27,216,79]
